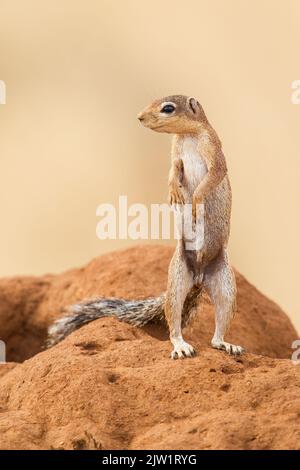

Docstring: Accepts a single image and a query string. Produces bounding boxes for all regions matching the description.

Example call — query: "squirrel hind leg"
[165,245,196,359]
[204,248,245,356]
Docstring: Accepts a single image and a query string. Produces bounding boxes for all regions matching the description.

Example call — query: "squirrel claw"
[169,187,185,206]
[211,340,245,356]
[171,339,196,359]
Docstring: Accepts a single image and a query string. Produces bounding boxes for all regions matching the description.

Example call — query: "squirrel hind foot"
[171,338,196,359]
[211,340,245,356]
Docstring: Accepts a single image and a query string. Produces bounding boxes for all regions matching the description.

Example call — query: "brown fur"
[138,95,244,358]
[48,95,244,359]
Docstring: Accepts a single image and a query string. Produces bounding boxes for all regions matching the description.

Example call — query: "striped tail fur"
[47,286,202,348]
[47,295,166,347]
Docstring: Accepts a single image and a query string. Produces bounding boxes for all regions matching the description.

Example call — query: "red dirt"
[0,245,299,449]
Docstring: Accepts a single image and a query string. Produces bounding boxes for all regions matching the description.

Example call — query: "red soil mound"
[0,245,299,449]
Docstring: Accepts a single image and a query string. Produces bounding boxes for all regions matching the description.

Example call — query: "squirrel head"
[137,95,207,134]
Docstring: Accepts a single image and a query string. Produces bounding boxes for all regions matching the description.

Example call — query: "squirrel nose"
[138,112,145,122]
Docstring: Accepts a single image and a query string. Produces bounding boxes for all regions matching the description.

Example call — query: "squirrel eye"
[161,104,175,114]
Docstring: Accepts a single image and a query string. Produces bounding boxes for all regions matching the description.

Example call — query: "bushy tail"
[47,295,166,347]
[47,286,202,348]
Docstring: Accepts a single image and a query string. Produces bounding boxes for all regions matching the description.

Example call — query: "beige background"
[0,0,299,331]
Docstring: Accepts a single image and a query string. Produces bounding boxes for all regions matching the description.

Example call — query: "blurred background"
[0,0,299,331]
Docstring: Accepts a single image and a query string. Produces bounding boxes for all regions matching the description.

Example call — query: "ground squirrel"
[48,95,244,359]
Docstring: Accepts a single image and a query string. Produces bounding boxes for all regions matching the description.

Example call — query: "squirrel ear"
[188,97,200,114]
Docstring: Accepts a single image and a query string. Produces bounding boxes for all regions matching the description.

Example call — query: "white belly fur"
[176,136,207,255]
[180,136,207,198]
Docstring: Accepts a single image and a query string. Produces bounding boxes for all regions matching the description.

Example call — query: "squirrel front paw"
[168,184,185,205]
[192,192,204,223]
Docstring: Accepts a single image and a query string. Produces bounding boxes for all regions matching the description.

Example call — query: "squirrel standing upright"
[48,95,244,359]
